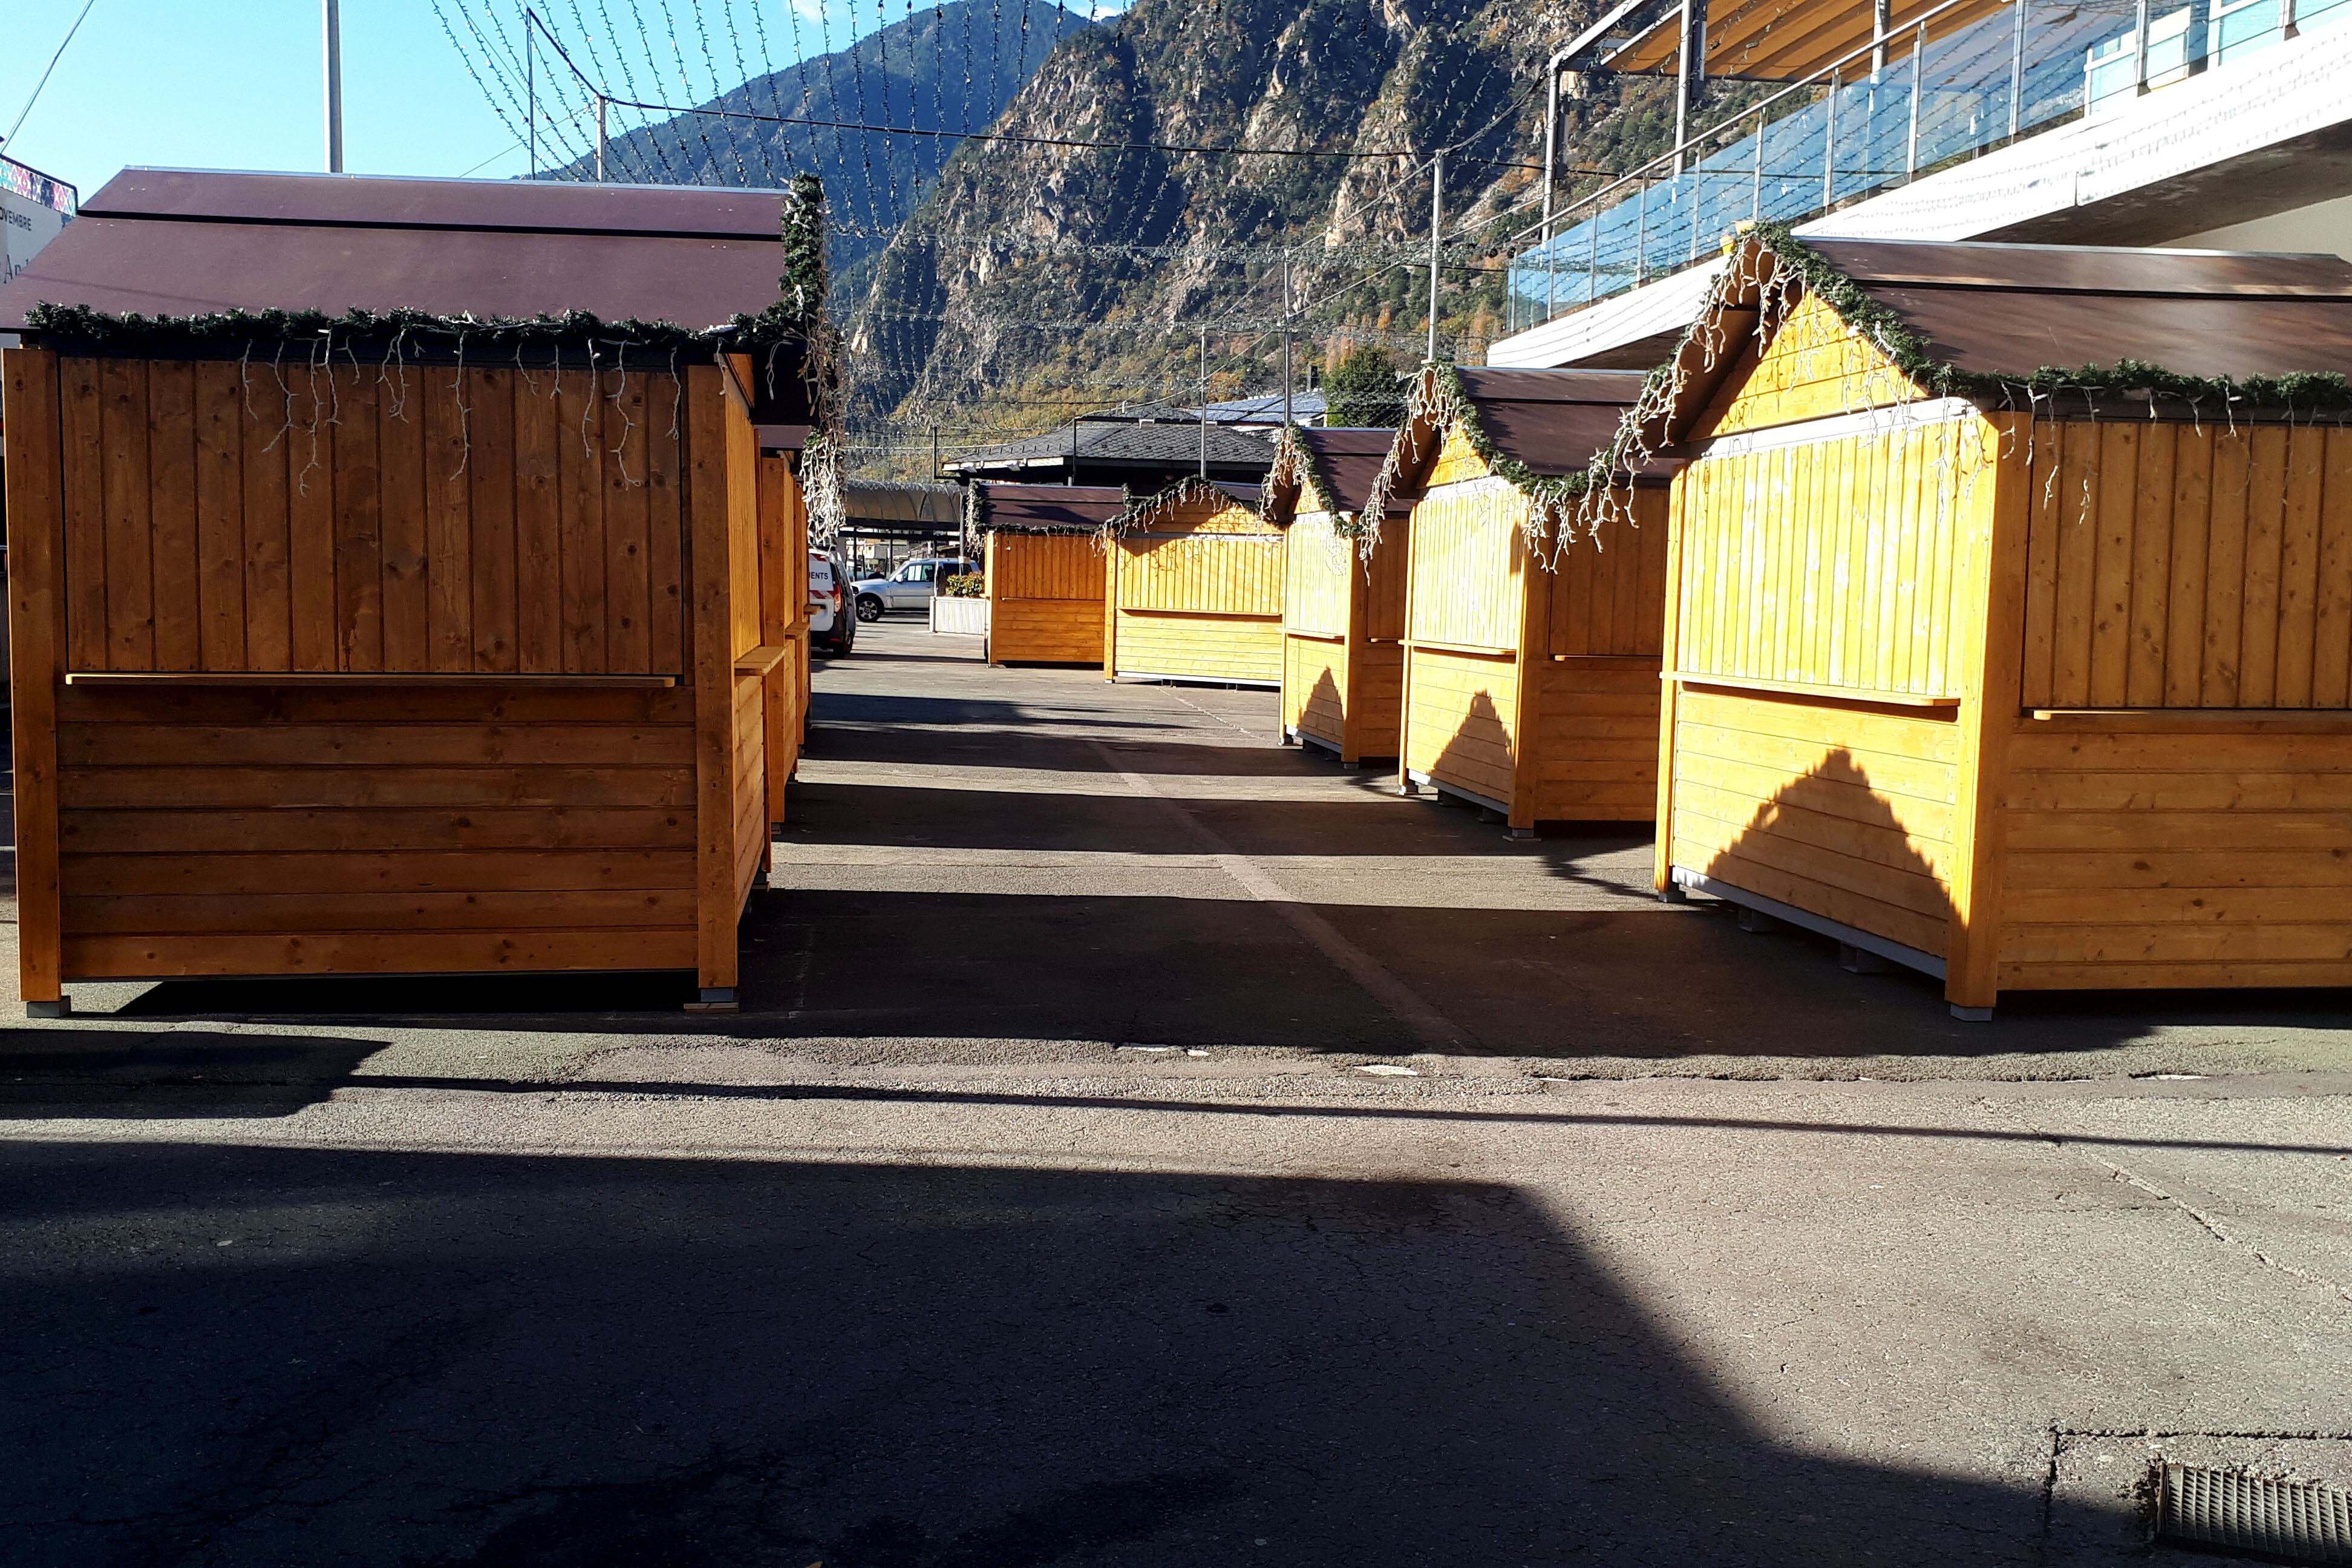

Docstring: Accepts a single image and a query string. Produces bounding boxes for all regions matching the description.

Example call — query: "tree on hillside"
[1324,346,1407,429]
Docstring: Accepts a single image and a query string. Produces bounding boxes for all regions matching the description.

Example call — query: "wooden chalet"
[0,169,826,1014]
[1645,230,2352,1017]
[969,482,1120,666]
[1261,426,1408,764]
[1105,477,1284,687]
[1371,367,1673,835]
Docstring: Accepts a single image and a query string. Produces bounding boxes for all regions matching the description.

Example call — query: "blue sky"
[2,1,1062,203]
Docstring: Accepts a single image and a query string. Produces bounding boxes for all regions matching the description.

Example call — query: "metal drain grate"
[2159,1463,2352,1564]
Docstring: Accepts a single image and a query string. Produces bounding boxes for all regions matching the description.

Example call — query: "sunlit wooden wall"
[985,531,1106,665]
[3,347,777,1008]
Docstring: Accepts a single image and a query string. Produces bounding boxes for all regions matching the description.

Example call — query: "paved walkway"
[1,617,2348,1566]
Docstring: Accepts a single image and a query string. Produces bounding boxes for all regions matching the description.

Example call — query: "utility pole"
[595,96,608,181]
[322,0,344,174]
[1281,252,1294,430]
[1198,327,1210,479]
[931,428,941,482]
[1426,150,1444,365]
[526,16,537,178]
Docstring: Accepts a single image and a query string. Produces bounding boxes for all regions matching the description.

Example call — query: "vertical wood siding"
[1112,494,1284,681]
[54,357,687,676]
[1702,292,1927,436]
[1406,482,1525,650]
[2019,420,2352,710]
[1282,512,1354,639]
[1673,419,1983,699]
[987,533,1107,664]
[1546,487,1670,657]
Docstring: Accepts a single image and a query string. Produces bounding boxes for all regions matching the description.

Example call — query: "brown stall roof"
[1647,234,2352,447]
[1261,427,1399,524]
[970,482,1127,533]
[0,168,792,332]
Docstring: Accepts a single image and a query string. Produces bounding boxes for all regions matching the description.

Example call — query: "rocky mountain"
[845,0,1674,452]
[547,1,1093,275]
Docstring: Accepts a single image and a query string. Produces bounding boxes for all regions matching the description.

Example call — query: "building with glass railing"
[1489,0,2352,368]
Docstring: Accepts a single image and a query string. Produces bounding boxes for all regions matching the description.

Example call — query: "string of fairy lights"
[429,0,1607,475]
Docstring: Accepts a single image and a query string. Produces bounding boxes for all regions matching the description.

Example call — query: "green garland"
[1258,423,1346,525]
[20,301,808,360]
[1111,474,1278,540]
[1694,221,2352,418]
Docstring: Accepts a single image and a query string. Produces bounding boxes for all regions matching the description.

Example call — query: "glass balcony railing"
[1504,0,2350,334]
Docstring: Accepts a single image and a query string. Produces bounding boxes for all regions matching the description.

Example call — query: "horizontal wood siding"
[1668,684,1962,958]
[55,356,685,676]
[731,671,766,907]
[1284,512,1354,639]
[1114,611,1282,683]
[988,533,1106,663]
[1674,417,1986,701]
[1703,292,1927,436]
[1352,639,1404,759]
[995,599,1103,664]
[54,682,697,979]
[1530,656,1662,820]
[1407,481,1524,651]
[1547,486,1670,657]
[1404,647,1517,803]
[2020,420,2352,710]
[1285,633,1348,747]
[1997,717,2352,988]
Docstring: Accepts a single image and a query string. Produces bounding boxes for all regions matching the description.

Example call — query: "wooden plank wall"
[1117,534,1284,616]
[54,356,686,676]
[1673,420,1979,699]
[987,532,1105,664]
[2019,420,2352,710]
[1546,488,1670,657]
[1283,513,1353,639]
[1114,613,1283,682]
[51,684,699,978]
[2,348,769,995]
[1114,495,1284,681]
[1702,292,1926,437]
[1284,633,1348,748]
[756,452,806,822]
[1405,483,1524,652]
[1668,686,1964,958]
[1997,717,2352,990]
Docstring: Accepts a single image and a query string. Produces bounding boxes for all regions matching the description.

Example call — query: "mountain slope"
[548,1,1092,275]
[846,0,1657,449]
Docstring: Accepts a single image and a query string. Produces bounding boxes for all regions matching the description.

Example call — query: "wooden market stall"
[1644,229,2352,1016]
[1104,476,1284,687]
[969,482,1120,665]
[0,168,829,1015]
[1263,426,1407,764]
[1370,367,1673,835]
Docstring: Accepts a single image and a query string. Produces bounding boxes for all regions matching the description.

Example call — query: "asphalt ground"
[1,615,2348,1566]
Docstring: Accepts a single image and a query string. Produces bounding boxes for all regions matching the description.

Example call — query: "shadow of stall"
[0,1139,2077,1566]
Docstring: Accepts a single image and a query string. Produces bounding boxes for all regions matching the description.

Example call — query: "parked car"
[809,548,855,656]
[852,557,978,621]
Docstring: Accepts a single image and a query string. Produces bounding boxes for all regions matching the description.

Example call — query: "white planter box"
[930,597,989,636]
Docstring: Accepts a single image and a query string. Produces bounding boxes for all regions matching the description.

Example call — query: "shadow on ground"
[0,1140,2086,1567]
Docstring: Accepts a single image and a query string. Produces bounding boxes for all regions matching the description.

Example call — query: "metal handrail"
[1533,0,2017,257]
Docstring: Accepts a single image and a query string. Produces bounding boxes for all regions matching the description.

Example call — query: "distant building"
[1,153,77,348]
[943,401,1278,488]
[1489,0,2352,370]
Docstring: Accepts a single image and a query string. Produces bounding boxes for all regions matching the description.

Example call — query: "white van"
[808,549,855,656]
